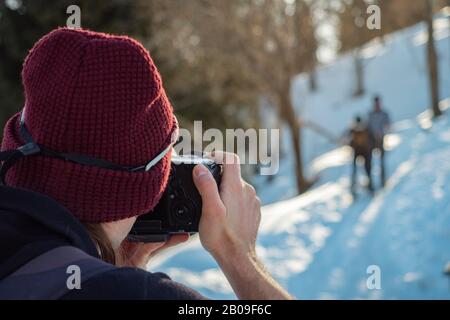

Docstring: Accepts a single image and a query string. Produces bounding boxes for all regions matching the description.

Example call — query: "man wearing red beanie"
[0,28,292,300]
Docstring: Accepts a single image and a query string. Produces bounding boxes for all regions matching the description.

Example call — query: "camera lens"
[172,203,193,226]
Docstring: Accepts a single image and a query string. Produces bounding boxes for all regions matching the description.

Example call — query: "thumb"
[193,164,224,214]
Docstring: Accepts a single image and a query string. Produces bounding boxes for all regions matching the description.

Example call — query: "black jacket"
[0,186,205,299]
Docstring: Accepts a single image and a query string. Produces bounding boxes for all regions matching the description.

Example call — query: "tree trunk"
[278,91,311,194]
[353,50,365,97]
[308,68,317,92]
[426,0,442,118]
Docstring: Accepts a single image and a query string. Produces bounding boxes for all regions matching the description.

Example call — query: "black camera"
[127,155,222,243]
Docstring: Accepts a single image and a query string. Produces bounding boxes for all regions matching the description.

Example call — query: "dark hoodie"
[0,186,205,300]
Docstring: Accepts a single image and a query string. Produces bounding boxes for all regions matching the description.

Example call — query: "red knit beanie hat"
[1,28,178,223]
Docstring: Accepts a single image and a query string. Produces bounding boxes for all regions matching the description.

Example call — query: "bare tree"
[425,0,442,118]
[294,0,319,92]
[337,0,445,112]
[376,0,444,117]
[337,0,374,96]
[149,0,319,193]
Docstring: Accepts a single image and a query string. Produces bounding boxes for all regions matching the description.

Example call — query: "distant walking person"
[349,116,373,194]
[368,96,391,187]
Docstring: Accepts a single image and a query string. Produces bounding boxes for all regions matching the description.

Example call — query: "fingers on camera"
[206,151,241,187]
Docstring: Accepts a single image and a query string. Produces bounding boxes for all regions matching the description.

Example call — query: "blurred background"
[1,0,449,299]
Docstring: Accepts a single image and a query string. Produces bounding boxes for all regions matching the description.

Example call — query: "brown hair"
[83,223,116,265]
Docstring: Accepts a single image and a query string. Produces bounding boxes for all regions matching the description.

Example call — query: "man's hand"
[193,151,293,300]
[193,152,261,260]
[116,234,189,269]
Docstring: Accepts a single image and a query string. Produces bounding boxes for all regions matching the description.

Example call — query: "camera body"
[128,155,222,242]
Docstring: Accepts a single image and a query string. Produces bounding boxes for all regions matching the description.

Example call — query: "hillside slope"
[149,13,450,299]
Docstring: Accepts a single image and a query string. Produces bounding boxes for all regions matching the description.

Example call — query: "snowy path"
[272,112,450,299]
[149,111,450,299]
[290,157,440,299]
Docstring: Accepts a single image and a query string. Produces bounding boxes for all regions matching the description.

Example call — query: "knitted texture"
[1,28,177,223]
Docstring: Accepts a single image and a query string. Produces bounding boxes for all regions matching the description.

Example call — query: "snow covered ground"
[256,11,450,205]
[149,12,450,299]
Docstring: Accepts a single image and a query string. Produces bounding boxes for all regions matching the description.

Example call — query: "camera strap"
[0,111,177,185]
[0,111,124,185]
[0,148,34,185]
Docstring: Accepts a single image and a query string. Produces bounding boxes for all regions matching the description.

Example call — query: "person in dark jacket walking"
[367,96,391,187]
[348,116,373,194]
[0,28,292,300]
